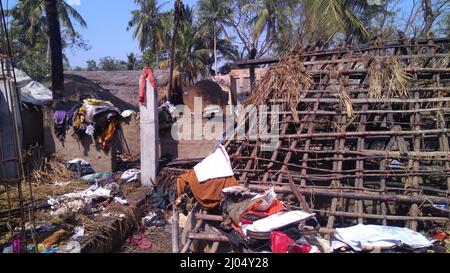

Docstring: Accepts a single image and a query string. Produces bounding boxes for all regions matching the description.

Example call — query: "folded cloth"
[246,210,315,233]
[194,145,234,182]
[177,169,238,210]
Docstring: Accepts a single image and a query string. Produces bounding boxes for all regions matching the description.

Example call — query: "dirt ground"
[115,224,173,253]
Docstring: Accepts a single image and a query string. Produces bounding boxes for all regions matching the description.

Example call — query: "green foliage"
[98,57,127,71]
[86,60,98,71]
[126,53,140,70]
[16,46,50,81]
[127,0,172,66]
[8,0,88,80]
[160,5,212,82]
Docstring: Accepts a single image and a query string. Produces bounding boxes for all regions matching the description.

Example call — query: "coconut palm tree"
[44,0,64,99]
[161,5,211,83]
[197,0,232,74]
[10,0,86,98]
[10,0,86,45]
[240,0,372,57]
[243,0,295,55]
[128,0,172,66]
[301,0,371,43]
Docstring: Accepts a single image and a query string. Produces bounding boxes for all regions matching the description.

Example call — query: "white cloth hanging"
[194,145,234,182]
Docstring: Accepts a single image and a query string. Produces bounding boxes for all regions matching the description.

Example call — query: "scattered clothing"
[66,158,95,176]
[120,169,141,183]
[142,210,166,227]
[127,231,152,250]
[97,118,118,150]
[114,197,129,205]
[58,241,81,253]
[71,226,85,240]
[67,103,81,126]
[82,99,118,124]
[47,185,114,217]
[41,229,70,250]
[177,169,238,210]
[222,187,285,227]
[85,124,95,136]
[81,172,113,184]
[332,224,433,251]
[146,186,176,210]
[54,110,68,141]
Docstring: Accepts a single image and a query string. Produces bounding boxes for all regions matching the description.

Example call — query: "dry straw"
[327,66,355,122]
[244,43,314,122]
[367,56,412,100]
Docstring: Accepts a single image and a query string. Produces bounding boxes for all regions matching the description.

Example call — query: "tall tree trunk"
[168,18,180,103]
[214,23,218,76]
[44,0,64,101]
[152,32,159,67]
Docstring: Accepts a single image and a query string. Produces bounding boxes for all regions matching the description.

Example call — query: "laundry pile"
[0,223,86,253]
[53,98,121,150]
[47,182,128,218]
[219,186,324,253]
[173,145,441,253]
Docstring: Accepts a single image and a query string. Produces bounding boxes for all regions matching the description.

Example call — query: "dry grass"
[327,66,355,122]
[367,56,412,100]
[244,43,314,122]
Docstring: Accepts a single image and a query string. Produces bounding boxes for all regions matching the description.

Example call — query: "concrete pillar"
[140,77,159,186]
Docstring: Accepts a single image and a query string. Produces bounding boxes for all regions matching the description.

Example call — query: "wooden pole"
[248,184,450,204]
[172,204,180,253]
[168,0,184,103]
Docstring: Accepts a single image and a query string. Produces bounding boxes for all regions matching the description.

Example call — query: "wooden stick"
[172,204,180,253]
[247,184,450,204]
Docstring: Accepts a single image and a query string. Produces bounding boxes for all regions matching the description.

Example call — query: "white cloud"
[66,0,81,6]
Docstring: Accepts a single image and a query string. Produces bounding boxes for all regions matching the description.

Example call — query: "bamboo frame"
[169,39,450,250]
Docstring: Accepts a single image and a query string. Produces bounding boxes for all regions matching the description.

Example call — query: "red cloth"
[271,231,312,253]
[139,67,156,104]
[271,231,294,253]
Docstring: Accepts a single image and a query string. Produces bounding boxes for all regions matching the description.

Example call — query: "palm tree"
[161,5,211,83]
[239,0,372,57]
[11,0,86,44]
[128,0,171,66]
[243,0,295,56]
[302,0,371,43]
[10,0,87,70]
[197,0,232,74]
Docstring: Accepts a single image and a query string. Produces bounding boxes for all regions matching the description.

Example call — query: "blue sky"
[64,0,197,68]
[3,0,417,68]
[3,0,197,68]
